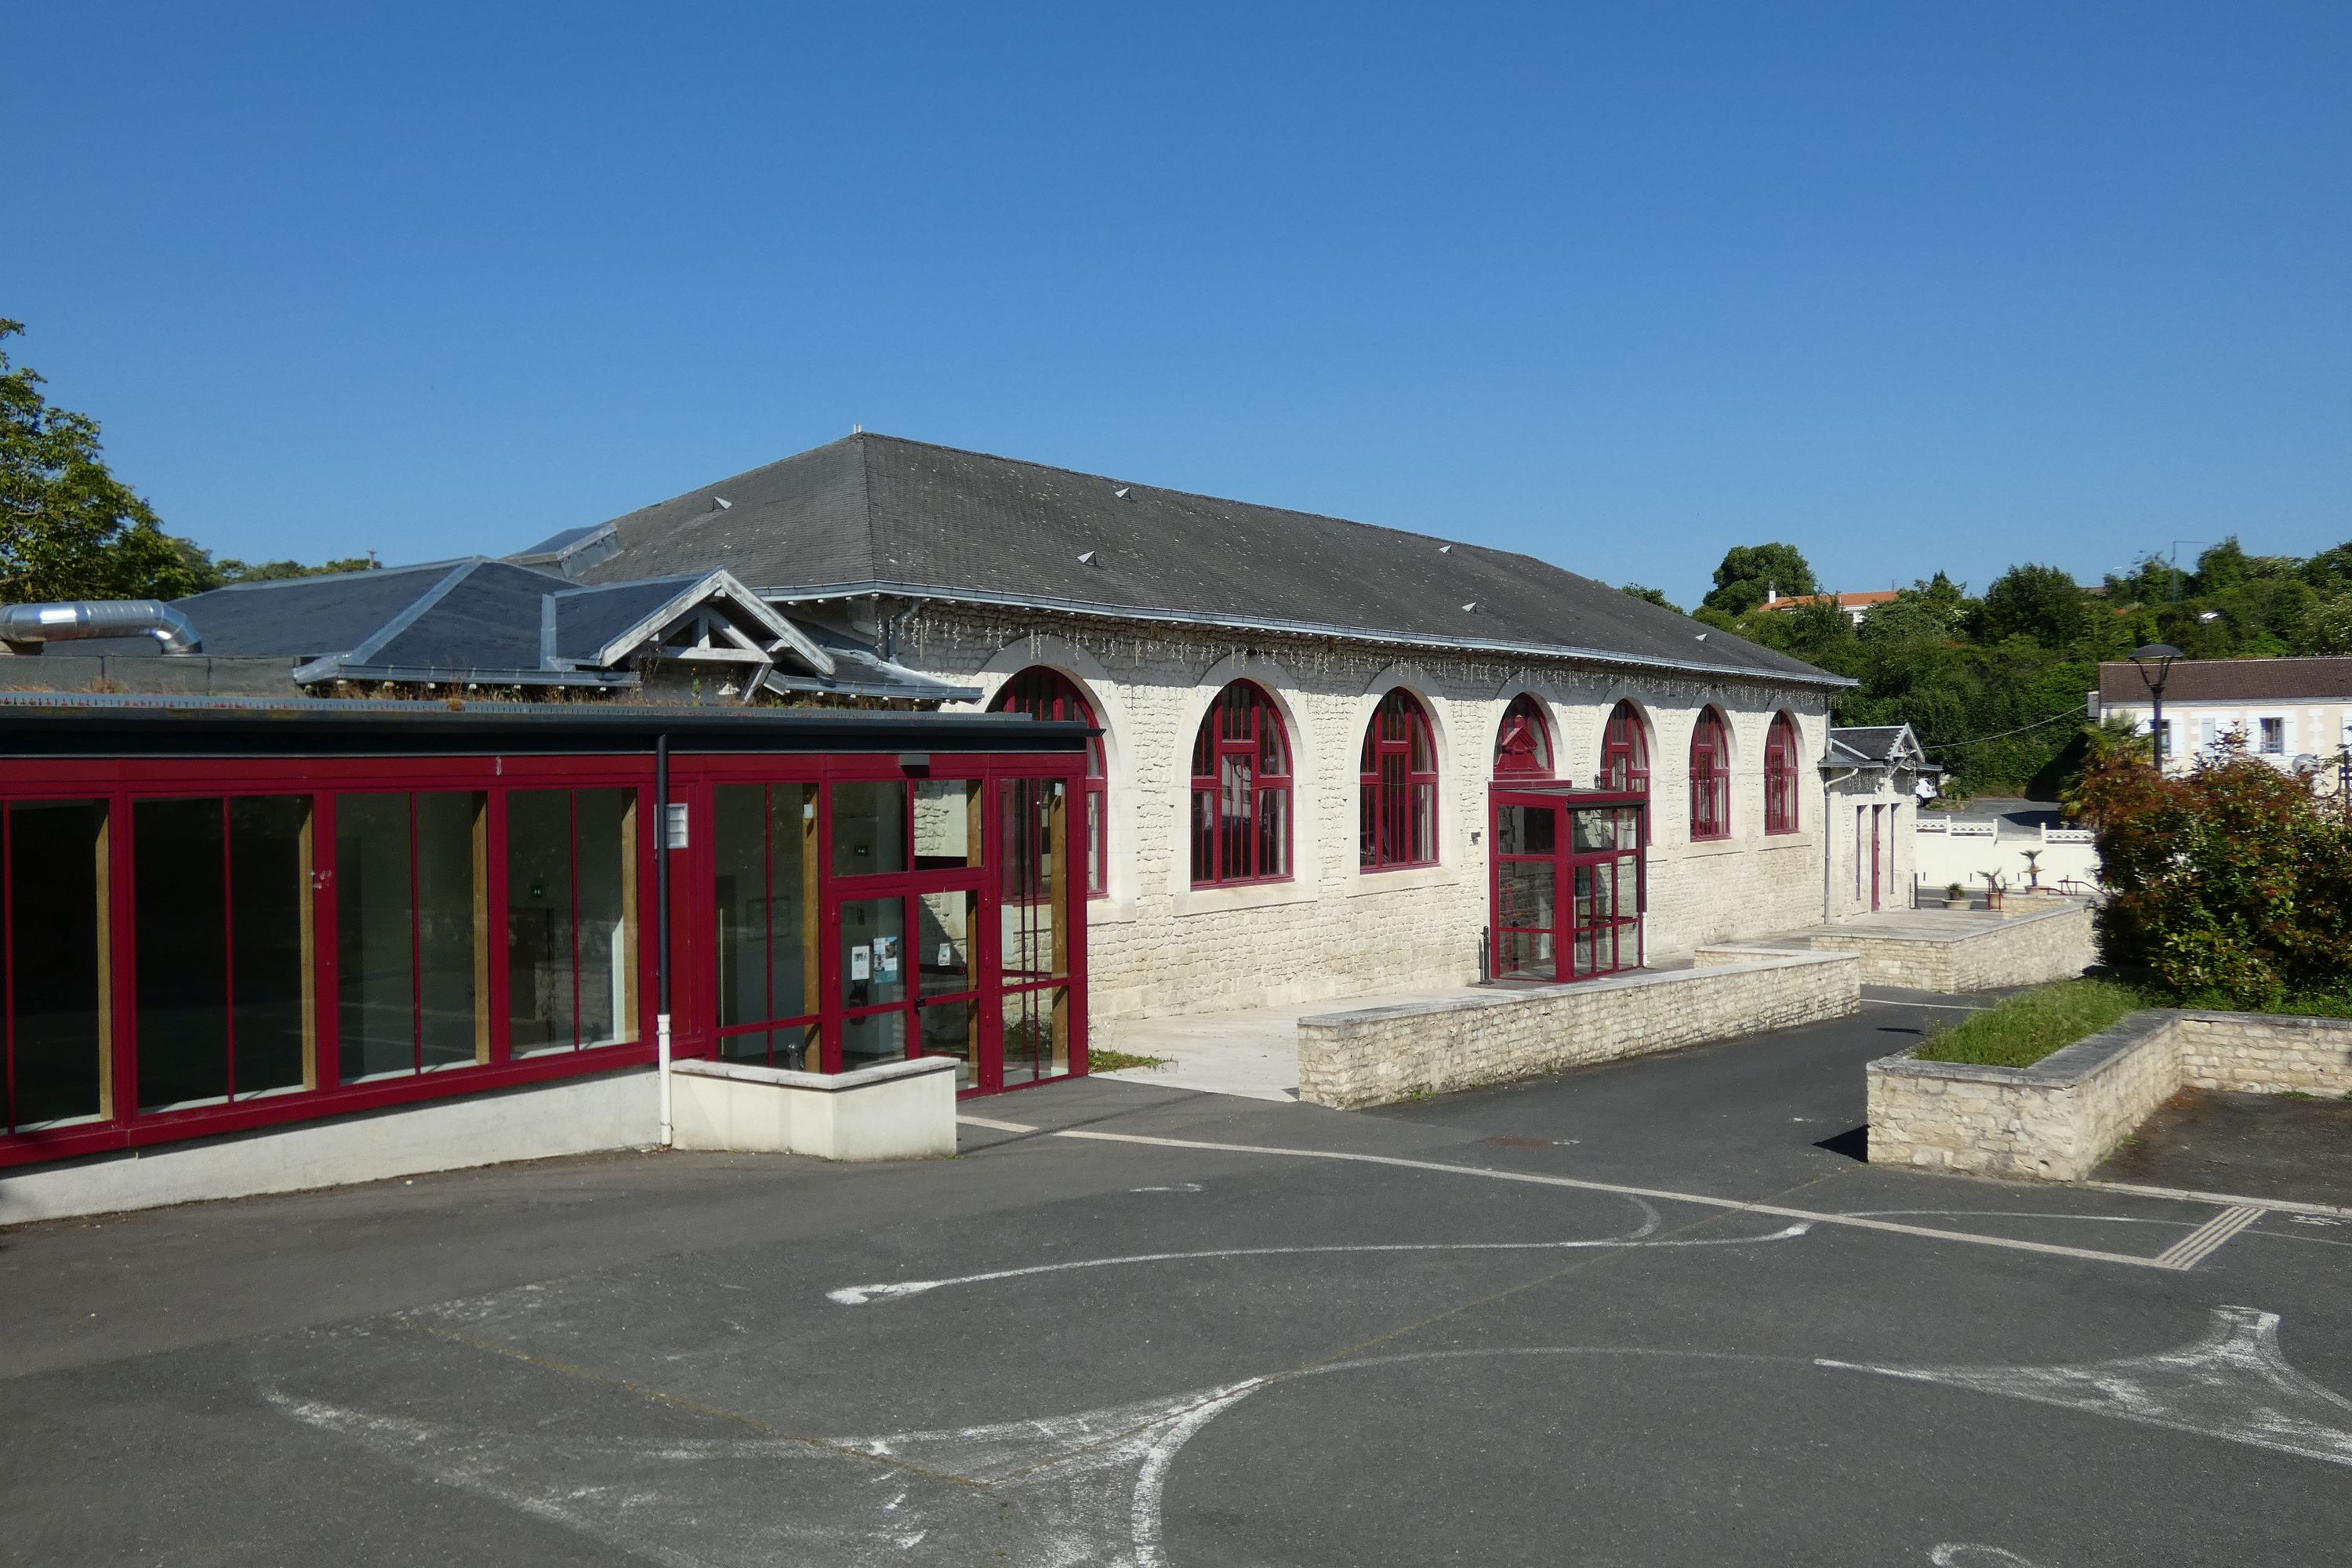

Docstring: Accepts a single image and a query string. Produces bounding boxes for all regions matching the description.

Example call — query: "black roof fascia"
[0,700,1091,761]
[764,581,1860,689]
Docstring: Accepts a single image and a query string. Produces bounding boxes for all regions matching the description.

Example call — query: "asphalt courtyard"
[4,992,2350,1566]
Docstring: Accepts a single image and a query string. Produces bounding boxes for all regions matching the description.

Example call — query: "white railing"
[1913,817,1947,833]
[1947,821,1996,840]
[2042,826,2093,844]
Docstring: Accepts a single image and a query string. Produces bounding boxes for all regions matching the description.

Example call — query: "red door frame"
[0,743,1089,1170]
[1486,785,1646,982]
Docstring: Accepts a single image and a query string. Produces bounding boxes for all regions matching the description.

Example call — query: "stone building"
[552,433,1859,1031]
[2095,655,2352,779]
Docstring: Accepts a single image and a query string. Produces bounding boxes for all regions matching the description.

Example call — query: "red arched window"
[1600,701,1650,794]
[1689,707,1730,840]
[1360,688,1439,869]
[1189,681,1292,887]
[1764,713,1802,834]
[991,667,1107,896]
[1493,694,1554,779]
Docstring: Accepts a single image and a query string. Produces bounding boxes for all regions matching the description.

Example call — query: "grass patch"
[1087,1048,1169,1073]
[1913,979,2147,1069]
[2173,988,2352,1019]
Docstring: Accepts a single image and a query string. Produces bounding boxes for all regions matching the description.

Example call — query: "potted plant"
[1979,869,2006,911]
[1943,881,1969,909]
[2020,848,2042,891]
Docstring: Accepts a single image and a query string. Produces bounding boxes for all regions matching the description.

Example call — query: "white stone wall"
[1297,949,1860,1110]
[1795,902,2096,992]
[880,605,1838,1025]
[2177,1011,2352,1096]
[1822,776,1915,920]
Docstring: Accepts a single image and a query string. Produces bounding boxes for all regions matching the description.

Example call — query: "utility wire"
[1917,706,2090,750]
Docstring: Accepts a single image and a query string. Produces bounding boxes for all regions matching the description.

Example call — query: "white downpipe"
[658,1013,674,1147]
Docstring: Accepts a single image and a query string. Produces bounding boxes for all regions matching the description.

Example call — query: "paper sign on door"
[873,935,900,977]
[849,945,871,982]
[938,943,953,967]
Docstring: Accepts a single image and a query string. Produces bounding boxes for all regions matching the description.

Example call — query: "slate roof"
[572,434,1848,688]
[2096,656,2352,705]
[1828,723,1938,774]
[52,560,967,702]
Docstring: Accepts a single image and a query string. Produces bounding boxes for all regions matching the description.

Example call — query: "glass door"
[825,772,986,1083]
[1490,789,1644,982]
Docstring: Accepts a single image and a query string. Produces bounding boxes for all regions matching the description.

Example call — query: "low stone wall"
[1869,1007,2352,1182]
[1810,902,2095,991]
[2177,1011,2352,1096]
[1297,950,1859,1111]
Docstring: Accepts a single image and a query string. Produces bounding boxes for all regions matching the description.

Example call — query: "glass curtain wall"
[507,788,637,1055]
[713,782,818,1069]
[1000,777,1071,1086]
[336,793,487,1081]
[2,800,111,1131]
[133,797,313,1110]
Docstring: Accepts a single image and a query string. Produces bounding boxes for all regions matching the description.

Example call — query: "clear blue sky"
[9,2,2348,607]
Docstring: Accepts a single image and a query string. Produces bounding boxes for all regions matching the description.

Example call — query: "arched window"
[991,667,1107,897]
[1493,694,1554,779]
[1689,708,1730,840]
[1360,688,1439,869]
[1189,681,1292,887]
[1599,701,1650,794]
[1764,713,1802,834]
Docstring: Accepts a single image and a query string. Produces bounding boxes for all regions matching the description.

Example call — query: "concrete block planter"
[1867,1010,2352,1181]
[670,1055,959,1161]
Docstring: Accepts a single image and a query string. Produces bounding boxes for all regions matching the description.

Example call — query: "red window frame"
[1764,713,1801,834]
[1359,688,1439,869]
[1600,701,1650,795]
[1493,694,1555,779]
[990,667,1108,898]
[1689,708,1730,840]
[1189,681,1292,887]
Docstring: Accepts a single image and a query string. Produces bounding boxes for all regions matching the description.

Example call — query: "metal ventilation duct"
[0,601,202,654]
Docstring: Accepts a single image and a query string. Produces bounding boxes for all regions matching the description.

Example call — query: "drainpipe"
[0,600,201,653]
[1820,762,1860,921]
[655,733,673,1148]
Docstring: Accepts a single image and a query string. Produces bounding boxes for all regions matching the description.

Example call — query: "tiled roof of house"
[1764,590,1900,613]
[2096,656,2352,704]
[567,433,1849,688]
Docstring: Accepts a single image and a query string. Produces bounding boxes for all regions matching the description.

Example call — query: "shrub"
[1915,979,2146,1068]
[2074,734,2352,1006]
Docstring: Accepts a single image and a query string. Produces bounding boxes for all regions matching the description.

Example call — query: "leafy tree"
[0,319,201,602]
[1619,583,1683,615]
[217,556,376,583]
[1701,543,1817,615]
[2298,593,2352,655]
[1976,563,2089,646]
[2299,540,2352,593]
[2076,733,2352,1005]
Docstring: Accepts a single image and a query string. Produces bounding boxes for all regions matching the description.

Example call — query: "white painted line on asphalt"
[1051,1130,2187,1271]
[2156,1204,2266,1269]
[956,1114,1038,1134]
[2083,1179,2352,1221]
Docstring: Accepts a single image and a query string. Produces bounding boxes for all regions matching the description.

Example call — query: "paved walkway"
[1094,985,1489,1101]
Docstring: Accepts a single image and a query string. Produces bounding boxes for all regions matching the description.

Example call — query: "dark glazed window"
[992,668,1108,896]
[134,796,312,1111]
[1188,681,1292,887]
[1764,713,1802,834]
[1689,709,1731,840]
[713,782,818,1071]
[3,800,110,1131]
[1359,688,1439,869]
[336,792,487,1082]
[1600,702,1650,794]
[507,788,637,1055]
[1493,695,1554,779]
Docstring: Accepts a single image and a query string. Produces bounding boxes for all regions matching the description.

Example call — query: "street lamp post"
[2129,642,2185,771]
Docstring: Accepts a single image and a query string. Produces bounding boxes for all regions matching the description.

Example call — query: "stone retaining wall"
[1297,949,1859,1111]
[1809,902,2095,991]
[1868,1007,2352,1182]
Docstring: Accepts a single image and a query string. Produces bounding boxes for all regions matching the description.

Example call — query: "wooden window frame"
[1492,694,1554,779]
[990,668,1109,898]
[1689,708,1731,840]
[1764,713,1802,835]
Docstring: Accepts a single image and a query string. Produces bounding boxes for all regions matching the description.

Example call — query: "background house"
[2095,655,2352,782]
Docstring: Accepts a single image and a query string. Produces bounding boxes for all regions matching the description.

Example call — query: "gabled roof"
[1828,723,1936,773]
[2097,656,2352,705]
[63,560,968,703]
[572,433,1849,688]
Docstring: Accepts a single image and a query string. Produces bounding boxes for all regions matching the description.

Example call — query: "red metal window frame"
[1189,681,1292,887]
[1764,713,1801,834]
[1359,688,1439,870]
[1600,701,1650,794]
[990,667,1109,898]
[1689,707,1730,840]
[0,754,657,1171]
[1493,694,1554,779]
[1487,786,1646,982]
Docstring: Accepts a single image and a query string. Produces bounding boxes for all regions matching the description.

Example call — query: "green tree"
[0,319,201,602]
[1619,583,1683,615]
[1701,543,1817,615]
[1976,563,2089,646]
